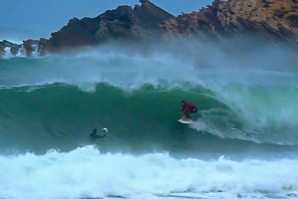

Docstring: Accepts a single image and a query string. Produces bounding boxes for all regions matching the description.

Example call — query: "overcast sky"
[0,0,212,40]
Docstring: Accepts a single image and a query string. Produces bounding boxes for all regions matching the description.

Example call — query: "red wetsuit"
[181,102,197,116]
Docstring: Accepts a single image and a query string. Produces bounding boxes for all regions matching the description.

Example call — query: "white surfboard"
[178,119,193,124]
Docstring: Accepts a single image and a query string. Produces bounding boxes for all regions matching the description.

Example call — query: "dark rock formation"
[22,39,39,56]
[40,0,175,54]
[1,0,298,58]
[163,0,298,51]
[0,40,20,57]
[0,39,41,57]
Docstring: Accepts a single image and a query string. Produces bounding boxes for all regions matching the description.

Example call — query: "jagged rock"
[163,0,298,51]
[0,41,7,57]
[43,17,98,53]
[0,40,19,57]
[40,0,174,54]
[1,0,298,57]
[0,39,41,57]
[22,39,39,56]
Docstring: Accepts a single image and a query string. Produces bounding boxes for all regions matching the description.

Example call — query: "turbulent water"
[1,43,298,199]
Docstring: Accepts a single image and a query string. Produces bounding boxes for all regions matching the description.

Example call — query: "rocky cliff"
[1,0,298,57]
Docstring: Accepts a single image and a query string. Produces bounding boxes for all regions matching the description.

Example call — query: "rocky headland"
[1,0,298,57]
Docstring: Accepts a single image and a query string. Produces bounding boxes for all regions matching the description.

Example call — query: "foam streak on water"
[0,146,297,199]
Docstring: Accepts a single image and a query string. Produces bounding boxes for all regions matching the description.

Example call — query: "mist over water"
[1,38,298,198]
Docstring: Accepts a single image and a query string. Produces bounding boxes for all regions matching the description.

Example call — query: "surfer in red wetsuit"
[180,100,197,121]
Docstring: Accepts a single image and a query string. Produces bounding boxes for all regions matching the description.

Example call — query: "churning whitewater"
[1,147,298,199]
[1,46,298,199]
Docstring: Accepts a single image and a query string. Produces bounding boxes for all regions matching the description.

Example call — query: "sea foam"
[0,146,297,199]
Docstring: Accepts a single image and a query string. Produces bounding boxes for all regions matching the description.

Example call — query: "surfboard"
[178,119,193,124]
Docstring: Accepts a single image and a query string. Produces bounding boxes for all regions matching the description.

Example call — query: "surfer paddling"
[180,100,197,121]
[89,128,108,139]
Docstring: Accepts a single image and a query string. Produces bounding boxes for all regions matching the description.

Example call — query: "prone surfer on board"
[89,128,108,139]
[180,100,197,121]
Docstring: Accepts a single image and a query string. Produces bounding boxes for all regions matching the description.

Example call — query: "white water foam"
[2,46,20,59]
[2,44,40,59]
[0,146,297,199]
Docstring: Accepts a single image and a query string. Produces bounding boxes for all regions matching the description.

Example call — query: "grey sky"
[0,0,212,40]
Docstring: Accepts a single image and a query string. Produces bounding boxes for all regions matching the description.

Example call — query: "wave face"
[1,44,298,198]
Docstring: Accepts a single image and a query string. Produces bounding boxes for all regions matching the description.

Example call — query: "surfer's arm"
[181,105,186,112]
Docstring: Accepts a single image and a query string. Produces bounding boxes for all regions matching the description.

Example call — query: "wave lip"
[0,146,297,199]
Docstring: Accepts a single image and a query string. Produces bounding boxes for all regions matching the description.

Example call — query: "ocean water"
[0,41,298,199]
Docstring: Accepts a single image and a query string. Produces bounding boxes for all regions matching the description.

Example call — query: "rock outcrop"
[0,39,41,57]
[1,0,298,58]
[0,40,20,57]
[163,0,298,50]
[39,0,175,54]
